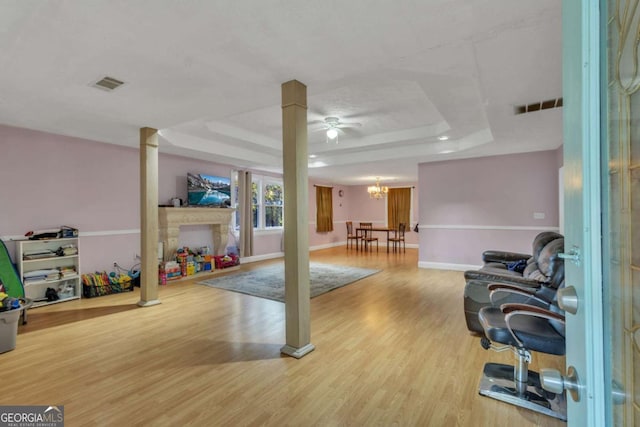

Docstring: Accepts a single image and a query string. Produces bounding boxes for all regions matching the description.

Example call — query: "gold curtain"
[316,186,333,232]
[387,187,411,229]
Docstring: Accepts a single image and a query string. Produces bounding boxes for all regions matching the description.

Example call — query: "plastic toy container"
[0,308,21,353]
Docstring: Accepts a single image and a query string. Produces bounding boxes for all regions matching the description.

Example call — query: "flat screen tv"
[187,173,231,207]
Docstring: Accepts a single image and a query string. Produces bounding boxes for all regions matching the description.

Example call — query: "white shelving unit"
[16,237,81,308]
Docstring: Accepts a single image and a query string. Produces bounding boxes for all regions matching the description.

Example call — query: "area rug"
[199,262,380,302]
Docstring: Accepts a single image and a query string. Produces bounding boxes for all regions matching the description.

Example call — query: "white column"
[280,80,314,358]
[138,127,161,307]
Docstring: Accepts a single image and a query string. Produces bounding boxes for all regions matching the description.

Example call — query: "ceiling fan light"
[326,128,338,139]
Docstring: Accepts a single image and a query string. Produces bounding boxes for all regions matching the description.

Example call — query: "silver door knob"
[541,366,581,402]
[557,286,579,314]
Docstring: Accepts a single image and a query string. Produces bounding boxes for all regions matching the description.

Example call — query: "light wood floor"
[5,247,565,426]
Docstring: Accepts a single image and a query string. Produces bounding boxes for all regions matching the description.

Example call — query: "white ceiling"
[0,1,562,185]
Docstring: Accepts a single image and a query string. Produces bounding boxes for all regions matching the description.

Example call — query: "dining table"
[355,226,395,253]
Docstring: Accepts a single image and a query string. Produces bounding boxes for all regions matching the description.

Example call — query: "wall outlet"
[533,212,545,220]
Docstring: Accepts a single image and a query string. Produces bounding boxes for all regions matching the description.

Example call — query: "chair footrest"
[479,363,567,421]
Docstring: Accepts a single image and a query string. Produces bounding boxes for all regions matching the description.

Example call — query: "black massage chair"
[463,232,564,334]
[475,254,567,421]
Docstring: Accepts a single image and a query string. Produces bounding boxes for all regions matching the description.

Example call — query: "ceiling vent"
[92,76,125,91]
[514,97,562,115]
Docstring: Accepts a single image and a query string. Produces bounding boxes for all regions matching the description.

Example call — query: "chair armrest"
[500,303,565,320]
[488,286,552,308]
[464,270,542,288]
[487,283,538,294]
[482,250,531,264]
[500,303,565,347]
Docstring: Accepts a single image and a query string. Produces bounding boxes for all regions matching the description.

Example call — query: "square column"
[138,127,161,307]
[280,80,314,358]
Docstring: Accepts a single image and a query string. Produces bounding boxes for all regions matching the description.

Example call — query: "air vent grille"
[514,97,562,115]
[92,76,125,91]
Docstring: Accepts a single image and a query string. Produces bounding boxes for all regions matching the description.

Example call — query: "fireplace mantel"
[158,207,235,260]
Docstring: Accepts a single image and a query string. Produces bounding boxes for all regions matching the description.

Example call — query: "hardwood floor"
[5,247,565,426]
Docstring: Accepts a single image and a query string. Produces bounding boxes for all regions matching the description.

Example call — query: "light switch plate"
[533,212,545,219]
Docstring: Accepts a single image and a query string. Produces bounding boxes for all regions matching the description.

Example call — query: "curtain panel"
[315,186,333,232]
[387,187,411,230]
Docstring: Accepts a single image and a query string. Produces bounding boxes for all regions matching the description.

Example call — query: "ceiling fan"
[310,117,362,143]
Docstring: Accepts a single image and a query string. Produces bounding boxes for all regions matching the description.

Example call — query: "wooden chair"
[388,222,406,253]
[359,222,378,252]
[346,221,360,249]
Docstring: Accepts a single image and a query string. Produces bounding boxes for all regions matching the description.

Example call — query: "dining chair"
[346,221,360,250]
[389,223,406,253]
[359,222,378,252]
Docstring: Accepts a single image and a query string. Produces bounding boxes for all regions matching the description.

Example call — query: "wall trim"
[81,229,140,237]
[419,224,560,231]
[418,261,482,271]
[240,252,284,264]
[0,235,25,241]
[310,241,345,251]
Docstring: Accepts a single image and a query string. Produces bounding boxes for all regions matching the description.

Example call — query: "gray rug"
[199,262,380,302]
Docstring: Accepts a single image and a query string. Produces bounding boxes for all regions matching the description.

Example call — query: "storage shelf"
[17,237,81,308]
[23,254,79,263]
[24,275,80,286]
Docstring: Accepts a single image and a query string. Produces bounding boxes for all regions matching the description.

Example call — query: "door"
[562,1,638,426]
[562,1,605,425]
[601,0,640,424]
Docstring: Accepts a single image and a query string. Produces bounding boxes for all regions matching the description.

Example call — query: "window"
[264,182,283,227]
[232,171,283,230]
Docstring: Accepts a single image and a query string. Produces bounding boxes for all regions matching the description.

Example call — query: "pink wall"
[417,150,560,266]
[0,125,280,272]
[346,182,419,246]
[0,124,394,273]
[1,123,560,274]
[0,125,141,272]
[307,180,352,248]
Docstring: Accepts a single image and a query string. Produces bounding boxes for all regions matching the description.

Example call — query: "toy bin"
[0,308,21,353]
[213,254,240,269]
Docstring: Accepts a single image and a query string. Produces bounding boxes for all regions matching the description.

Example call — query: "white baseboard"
[310,241,346,251]
[315,241,419,250]
[418,261,481,271]
[419,224,560,231]
[240,252,284,264]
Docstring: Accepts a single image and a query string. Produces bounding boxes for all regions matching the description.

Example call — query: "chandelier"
[367,177,389,199]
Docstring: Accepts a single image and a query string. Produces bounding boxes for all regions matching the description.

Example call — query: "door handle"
[557,286,579,314]
[540,366,582,402]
